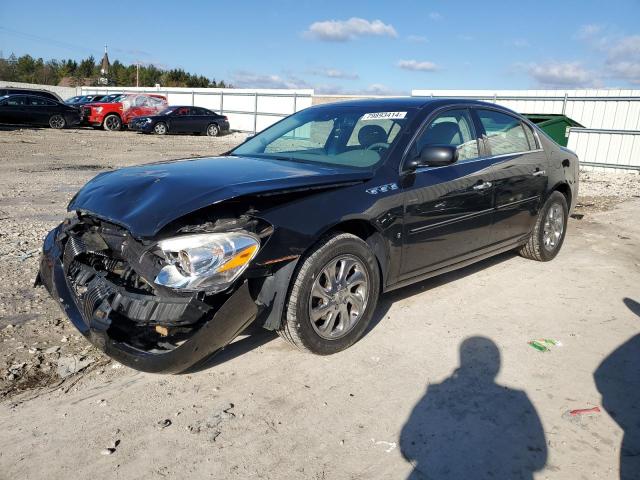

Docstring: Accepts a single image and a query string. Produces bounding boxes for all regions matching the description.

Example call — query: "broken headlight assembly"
[154,232,260,293]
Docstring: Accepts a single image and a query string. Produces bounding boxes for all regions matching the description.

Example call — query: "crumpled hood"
[68,155,371,237]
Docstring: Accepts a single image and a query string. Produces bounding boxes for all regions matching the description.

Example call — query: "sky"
[1,0,639,94]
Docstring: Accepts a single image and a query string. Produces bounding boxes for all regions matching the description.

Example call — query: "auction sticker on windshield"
[361,112,407,120]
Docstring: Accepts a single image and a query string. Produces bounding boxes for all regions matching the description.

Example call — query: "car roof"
[0,88,61,99]
[168,105,210,109]
[309,96,514,112]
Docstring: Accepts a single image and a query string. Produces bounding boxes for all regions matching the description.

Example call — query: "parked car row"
[0,87,230,136]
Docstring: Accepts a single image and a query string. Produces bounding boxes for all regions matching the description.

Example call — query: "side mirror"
[405,145,458,170]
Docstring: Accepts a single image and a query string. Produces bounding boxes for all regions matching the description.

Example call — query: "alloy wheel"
[49,115,65,129]
[154,123,167,135]
[104,115,121,131]
[308,254,369,340]
[542,203,564,251]
[207,124,219,136]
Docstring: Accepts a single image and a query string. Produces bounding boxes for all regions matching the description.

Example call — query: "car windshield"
[159,107,176,115]
[231,106,416,169]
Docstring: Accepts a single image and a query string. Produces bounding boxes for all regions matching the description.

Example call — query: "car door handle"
[532,169,546,177]
[473,181,492,191]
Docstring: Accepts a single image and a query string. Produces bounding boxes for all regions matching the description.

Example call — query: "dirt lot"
[0,126,639,479]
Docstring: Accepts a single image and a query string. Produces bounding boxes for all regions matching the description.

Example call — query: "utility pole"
[136,62,140,87]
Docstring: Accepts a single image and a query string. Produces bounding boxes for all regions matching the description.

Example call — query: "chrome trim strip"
[409,207,494,234]
[496,195,540,210]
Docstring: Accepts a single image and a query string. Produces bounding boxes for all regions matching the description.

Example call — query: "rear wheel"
[206,123,219,137]
[278,233,380,354]
[154,122,168,135]
[49,114,66,129]
[518,191,568,261]
[103,114,122,131]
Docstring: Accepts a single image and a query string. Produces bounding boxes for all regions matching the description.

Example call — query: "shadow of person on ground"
[400,336,547,479]
[594,298,640,480]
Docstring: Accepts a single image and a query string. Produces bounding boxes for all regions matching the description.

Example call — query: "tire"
[49,114,66,129]
[278,233,380,354]
[103,114,122,131]
[154,122,168,135]
[206,123,219,137]
[518,191,568,262]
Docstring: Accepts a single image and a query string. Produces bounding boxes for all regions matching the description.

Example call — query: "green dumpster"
[523,114,584,147]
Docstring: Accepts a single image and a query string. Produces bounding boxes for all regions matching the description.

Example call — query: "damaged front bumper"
[36,221,259,373]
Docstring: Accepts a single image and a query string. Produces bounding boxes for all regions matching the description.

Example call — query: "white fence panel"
[80,86,313,132]
[568,129,640,173]
[412,89,640,130]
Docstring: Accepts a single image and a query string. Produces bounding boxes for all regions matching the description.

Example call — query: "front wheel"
[49,114,66,129]
[103,114,122,131]
[278,233,380,354]
[518,191,568,261]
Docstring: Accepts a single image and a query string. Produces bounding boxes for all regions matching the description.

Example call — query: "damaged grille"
[61,217,217,351]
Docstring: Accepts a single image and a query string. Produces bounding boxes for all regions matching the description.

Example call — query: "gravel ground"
[0,126,245,396]
[0,126,639,479]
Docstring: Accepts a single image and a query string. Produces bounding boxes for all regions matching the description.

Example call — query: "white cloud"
[309,67,359,80]
[509,39,530,48]
[304,17,397,41]
[524,61,595,87]
[429,12,443,21]
[365,83,406,96]
[397,59,439,72]
[575,24,604,40]
[231,71,312,89]
[407,35,428,43]
[607,34,640,59]
[605,35,640,84]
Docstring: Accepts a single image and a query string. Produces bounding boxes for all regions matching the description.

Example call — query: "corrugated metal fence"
[80,86,313,133]
[412,89,640,172]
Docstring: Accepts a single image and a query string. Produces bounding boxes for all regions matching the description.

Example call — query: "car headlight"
[154,232,260,292]
[143,118,152,124]
[95,106,103,113]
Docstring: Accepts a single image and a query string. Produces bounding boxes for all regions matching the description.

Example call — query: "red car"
[80,93,168,131]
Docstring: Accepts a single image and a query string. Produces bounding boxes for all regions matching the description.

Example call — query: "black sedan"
[0,94,80,129]
[36,98,578,373]
[128,106,230,136]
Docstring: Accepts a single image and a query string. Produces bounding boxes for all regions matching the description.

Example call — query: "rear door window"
[477,109,530,156]
[28,96,55,106]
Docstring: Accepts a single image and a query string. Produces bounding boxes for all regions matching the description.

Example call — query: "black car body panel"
[0,94,80,127]
[68,156,373,238]
[38,98,579,373]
